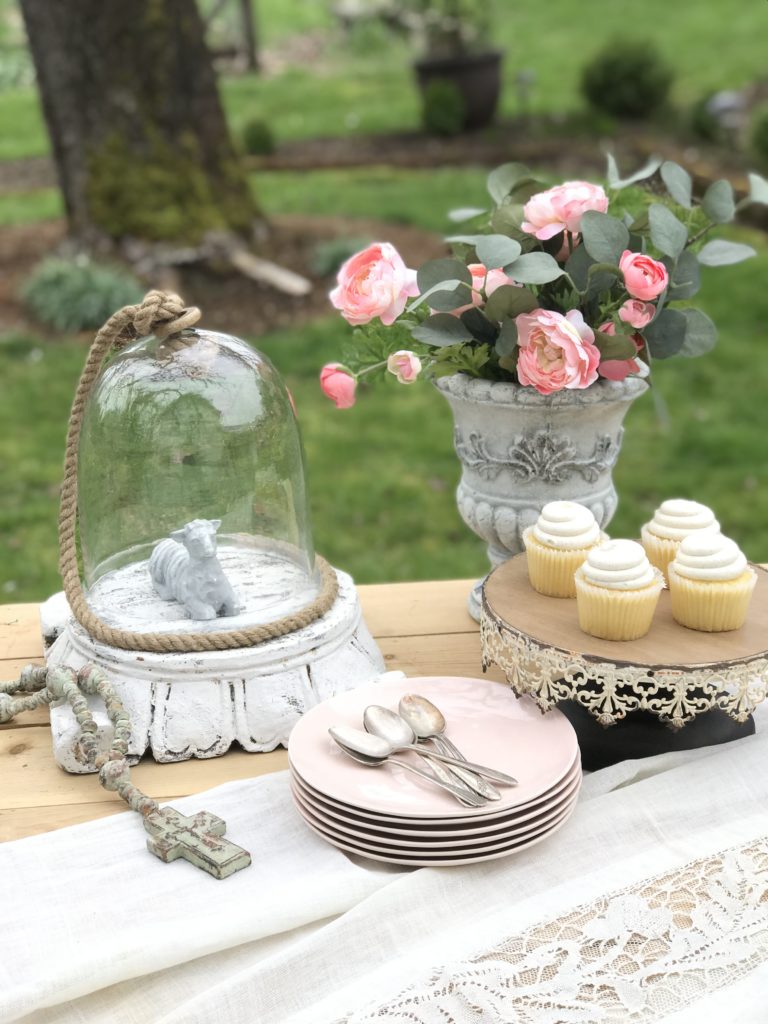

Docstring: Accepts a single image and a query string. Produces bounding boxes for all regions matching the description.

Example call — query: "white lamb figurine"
[149,519,241,620]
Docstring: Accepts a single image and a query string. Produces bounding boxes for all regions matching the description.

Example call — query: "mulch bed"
[0,214,443,339]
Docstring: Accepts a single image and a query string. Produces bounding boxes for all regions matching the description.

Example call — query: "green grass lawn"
[0,0,766,159]
[2,166,767,601]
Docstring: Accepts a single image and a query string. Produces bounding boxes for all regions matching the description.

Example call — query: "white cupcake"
[575,539,664,641]
[641,499,720,581]
[668,534,757,632]
[523,501,604,598]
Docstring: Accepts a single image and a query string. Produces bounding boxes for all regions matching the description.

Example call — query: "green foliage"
[581,40,673,119]
[750,107,768,166]
[21,257,144,332]
[310,236,372,276]
[689,93,722,143]
[241,117,275,156]
[421,78,465,137]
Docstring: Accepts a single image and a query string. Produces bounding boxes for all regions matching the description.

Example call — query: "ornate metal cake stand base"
[42,567,385,773]
[481,555,768,771]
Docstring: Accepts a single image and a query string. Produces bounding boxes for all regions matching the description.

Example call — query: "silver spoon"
[350,709,517,787]
[328,726,486,806]
[363,706,500,802]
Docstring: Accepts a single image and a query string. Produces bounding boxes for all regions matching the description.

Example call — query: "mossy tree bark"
[20,0,261,246]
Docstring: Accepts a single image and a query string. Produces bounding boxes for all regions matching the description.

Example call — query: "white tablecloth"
[2,705,767,1024]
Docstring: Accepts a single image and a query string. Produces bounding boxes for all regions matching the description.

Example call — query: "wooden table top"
[0,580,507,842]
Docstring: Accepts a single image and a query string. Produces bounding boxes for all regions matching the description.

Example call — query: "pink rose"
[619,250,669,302]
[619,299,655,329]
[596,322,644,382]
[387,350,422,384]
[516,308,600,395]
[330,242,418,326]
[522,181,609,240]
[448,263,516,315]
[320,363,357,409]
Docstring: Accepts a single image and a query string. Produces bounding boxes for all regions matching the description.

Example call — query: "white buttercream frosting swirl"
[581,539,658,590]
[671,534,748,582]
[645,499,719,541]
[532,501,600,550]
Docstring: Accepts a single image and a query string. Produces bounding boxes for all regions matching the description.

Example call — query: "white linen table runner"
[2,705,767,1024]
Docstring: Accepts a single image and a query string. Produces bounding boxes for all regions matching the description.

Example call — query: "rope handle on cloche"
[57,290,338,654]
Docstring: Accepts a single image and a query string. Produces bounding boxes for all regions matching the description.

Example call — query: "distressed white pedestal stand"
[43,567,386,774]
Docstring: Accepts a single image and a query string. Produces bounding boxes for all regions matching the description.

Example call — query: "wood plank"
[358,579,478,638]
[378,632,506,683]
[0,603,42,660]
[0,799,167,841]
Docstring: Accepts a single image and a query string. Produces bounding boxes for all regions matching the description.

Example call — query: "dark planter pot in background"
[414,49,503,131]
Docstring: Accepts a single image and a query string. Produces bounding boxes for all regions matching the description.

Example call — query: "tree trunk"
[239,0,259,73]
[20,0,261,246]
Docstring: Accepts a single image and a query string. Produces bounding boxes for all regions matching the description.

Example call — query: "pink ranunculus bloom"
[516,308,601,395]
[448,263,516,315]
[521,181,609,240]
[619,250,669,302]
[329,242,418,326]
[319,363,357,409]
[596,321,644,382]
[619,299,655,329]
[387,350,422,384]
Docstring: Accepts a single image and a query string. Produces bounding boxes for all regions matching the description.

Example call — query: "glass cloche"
[77,327,321,631]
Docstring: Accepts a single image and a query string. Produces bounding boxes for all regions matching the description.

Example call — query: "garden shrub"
[241,118,276,156]
[421,78,466,136]
[689,93,722,143]
[581,41,673,120]
[22,256,144,332]
[751,107,768,165]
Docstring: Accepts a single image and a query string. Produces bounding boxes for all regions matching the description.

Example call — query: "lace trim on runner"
[339,836,768,1023]
[480,610,768,727]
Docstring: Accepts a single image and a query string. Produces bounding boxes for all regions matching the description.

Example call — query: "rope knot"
[132,290,201,341]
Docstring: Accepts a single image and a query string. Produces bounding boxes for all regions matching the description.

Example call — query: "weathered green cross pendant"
[144,807,251,879]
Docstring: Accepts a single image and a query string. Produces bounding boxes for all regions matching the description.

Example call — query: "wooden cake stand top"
[481,554,768,728]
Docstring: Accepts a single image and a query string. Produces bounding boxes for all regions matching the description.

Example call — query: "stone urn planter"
[434,372,649,618]
[414,49,503,131]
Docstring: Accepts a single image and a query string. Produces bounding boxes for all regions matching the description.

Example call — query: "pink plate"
[289,750,581,828]
[296,796,579,866]
[291,774,581,848]
[291,760,582,838]
[288,676,578,819]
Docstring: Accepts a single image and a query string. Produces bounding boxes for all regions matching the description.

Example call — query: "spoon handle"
[431,737,501,801]
[387,756,487,806]
[405,745,518,786]
[419,754,488,807]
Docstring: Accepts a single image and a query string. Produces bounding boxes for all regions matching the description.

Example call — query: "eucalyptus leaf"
[487,163,531,204]
[509,177,545,203]
[417,258,472,294]
[460,307,499,344]
[491,202,525,234]
[580,210,629,263]
[495,318,519,357]
[594,332,639,361]
[606,153,621,188]
[410,313,472,347]
[448,207,487,223]
[504,251,565,285]
[678,308,718,357]
[475,234,522,269]
[643,307,687,358]
[564,244,593,292]
[649,204,688,258]
[747,172,768,206]
[605,155,662,190]
[484,284,538,321]
[667,250,700,299]
[697,239,756,266]
[408,279,465,312]
[660,161,692,208]
[702,179,736,223]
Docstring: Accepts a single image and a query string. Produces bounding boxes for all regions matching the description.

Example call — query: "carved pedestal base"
[44,568,386,773]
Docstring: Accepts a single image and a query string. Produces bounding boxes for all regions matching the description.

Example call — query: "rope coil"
[58,290,338,653]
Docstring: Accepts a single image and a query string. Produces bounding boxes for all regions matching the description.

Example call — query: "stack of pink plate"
[288,675,581,866]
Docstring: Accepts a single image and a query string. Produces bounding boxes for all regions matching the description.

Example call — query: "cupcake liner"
[668,566,757,632]
[574,570,664,641]
[640,526,680,582]
[523,528,599,599]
